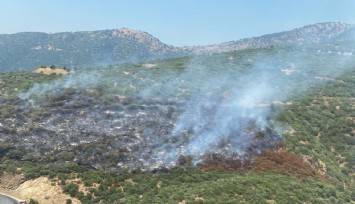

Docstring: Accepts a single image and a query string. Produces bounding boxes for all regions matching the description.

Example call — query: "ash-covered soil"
[0,92,280,170]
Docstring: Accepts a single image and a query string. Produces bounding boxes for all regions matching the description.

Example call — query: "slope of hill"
[0,22,354,72]
[184,22,354,54]
[0,28,187,71]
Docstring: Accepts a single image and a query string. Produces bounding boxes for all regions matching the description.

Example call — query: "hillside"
[0,28,186,71]
[0,34,354,203]
[0,22,354,72]
[185,22,354,54]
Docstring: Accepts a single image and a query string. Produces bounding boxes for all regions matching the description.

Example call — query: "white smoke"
[136,45,355,167]
[20,71,102,106]
[17,41,355,169]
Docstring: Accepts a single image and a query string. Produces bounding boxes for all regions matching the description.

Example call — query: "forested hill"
[0,28,187,71]
[0,22,353,71]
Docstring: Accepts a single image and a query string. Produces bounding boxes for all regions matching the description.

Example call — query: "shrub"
[29,199,39,204]
[63,183,79,197]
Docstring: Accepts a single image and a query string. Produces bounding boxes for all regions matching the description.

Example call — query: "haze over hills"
[0,22,354,71]
[0,28,187,71]
[186,22,355,54]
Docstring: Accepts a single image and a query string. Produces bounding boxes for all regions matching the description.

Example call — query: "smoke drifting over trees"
[13,38,354,169]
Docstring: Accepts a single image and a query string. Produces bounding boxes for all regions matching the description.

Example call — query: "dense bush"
[63,183,79,197]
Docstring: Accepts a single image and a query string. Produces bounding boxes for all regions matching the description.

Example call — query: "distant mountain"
[0,22,354,71]
[185,22,354,54]
[0,28,187,71]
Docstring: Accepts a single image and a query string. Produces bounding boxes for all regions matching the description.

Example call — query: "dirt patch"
[156,181,162,188]
[286,128,296,136]
[195,196,204,202]
[317,159,327,175]
[299,140,309,145]
[346,117,355,123]
[0,172,24,190]
[15,177,80,204]
[281,69,296,75]
[315,76,346,84]
[1,174,80,203]
[125,178,136,184]
[142,63,157,68]
[0,172,25,202]
[33,67,68,75]
[266,200,277,204]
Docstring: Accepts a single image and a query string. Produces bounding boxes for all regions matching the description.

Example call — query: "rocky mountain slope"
[0,22,354,71]
[185,22,354,54]
[0,28,186,71]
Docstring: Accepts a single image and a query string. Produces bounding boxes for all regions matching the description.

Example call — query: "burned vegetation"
[0,51,292,171]
[0,86,281,171]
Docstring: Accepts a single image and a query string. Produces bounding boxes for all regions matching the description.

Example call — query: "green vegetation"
[0,159,353,203]
[0,29,188,72]
[0,71,60,98]
[29,199,40,204]
[277,69,355,186]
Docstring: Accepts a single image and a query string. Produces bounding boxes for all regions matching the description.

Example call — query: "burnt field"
[1,93,281,170]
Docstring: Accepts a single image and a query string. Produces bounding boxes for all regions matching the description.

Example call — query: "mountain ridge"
[184,22,354,54]
[0,22,354,71]
[0,27,187,71]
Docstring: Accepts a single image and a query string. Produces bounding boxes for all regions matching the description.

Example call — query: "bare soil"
[0,173,80,204]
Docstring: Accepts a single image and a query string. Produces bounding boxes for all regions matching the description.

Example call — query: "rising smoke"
[18,41,355,169]
[135,46,355,167]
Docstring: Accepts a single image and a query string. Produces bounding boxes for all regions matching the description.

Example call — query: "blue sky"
[0,0,354,46]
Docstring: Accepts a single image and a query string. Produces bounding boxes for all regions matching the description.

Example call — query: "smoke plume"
[17,41,355,169]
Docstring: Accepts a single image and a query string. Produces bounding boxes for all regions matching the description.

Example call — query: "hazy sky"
[0,0,354,46]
